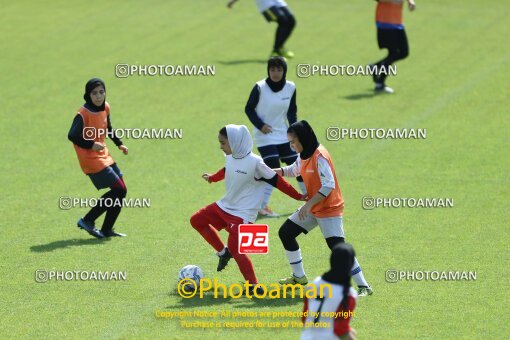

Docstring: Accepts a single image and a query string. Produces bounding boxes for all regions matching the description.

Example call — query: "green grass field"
[1,0,509,338]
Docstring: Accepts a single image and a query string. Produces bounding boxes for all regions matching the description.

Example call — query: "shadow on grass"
[30,238,110,252]
[343,91,377,100]
[166,289,303,308]
[216,59,267,66]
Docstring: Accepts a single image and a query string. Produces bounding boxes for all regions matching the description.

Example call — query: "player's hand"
[227,0,237,9]
[273,168,283,176]
[261,124,273,134]
[298,203,311,220]
[299,194,308,201]
[408,0,416,11]
[119,145,129,155]
[91,142,105,152]
[202,173,212,183]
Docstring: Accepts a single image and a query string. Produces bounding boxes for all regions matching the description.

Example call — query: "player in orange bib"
[371,0,416,93]
[275,120,372,296]
[67,78,129,239]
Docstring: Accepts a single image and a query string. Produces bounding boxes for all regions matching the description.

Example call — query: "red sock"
[228,227,257,284]
[190,210,224,252]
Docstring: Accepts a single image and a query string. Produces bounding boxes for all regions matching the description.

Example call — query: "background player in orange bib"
[371,0,416,93]
[68,78,128,239]
[275,120,372,296]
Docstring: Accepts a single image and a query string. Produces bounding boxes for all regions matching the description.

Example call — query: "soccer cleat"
[258,206,279,218]
[77,218,104,239]
[101,229,127,237]
[217,248,232,272]
[357,285,373,297]
[183,282,197,294]
[278,274,308,285]
[246,284,266,296]
[277,47,294,59]
[374,83,394,94]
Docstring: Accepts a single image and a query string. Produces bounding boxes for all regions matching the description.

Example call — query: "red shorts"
[194,203,246,234]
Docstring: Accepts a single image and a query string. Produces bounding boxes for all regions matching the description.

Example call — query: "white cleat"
[374,84,394,94]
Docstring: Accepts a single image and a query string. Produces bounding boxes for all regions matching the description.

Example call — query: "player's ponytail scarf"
[287,120,319,160]
[83,78,106,111]
[322,243,355,309]
[225,124,253,159]
[265,56,287,92]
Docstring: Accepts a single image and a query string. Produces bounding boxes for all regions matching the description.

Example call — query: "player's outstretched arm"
[275,158,300,177]
[256,161,305,200]
[258,174,306,201]
[202,167,226,183]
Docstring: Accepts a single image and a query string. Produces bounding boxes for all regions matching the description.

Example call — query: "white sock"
[297,180,307,195]
[260,184,273,209]
[217,247,227,256]
[351,257,368,287]
[285,249,305,278]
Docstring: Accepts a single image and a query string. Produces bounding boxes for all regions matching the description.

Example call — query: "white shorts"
[289,209,345,238]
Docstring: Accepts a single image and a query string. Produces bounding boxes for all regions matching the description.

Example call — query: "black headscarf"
[265,56,287,92]
[322,243,355,309]
[83,78,106,111]
[287,120,320,160]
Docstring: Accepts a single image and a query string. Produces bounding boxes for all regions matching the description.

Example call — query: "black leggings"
[373,28,409,84]
[263,6,296,51]
[84,179,127,231]
[279,219,344,252]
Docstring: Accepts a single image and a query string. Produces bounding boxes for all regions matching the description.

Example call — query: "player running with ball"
[190,124,305,291]
[275,120,373,296]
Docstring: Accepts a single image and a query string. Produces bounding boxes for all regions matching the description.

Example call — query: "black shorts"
[262,6,293,23]
[258,142,297,167]
[88,163,123,190]
[377,28,408,51]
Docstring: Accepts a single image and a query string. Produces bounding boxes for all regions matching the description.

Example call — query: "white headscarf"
[225,124,253,159]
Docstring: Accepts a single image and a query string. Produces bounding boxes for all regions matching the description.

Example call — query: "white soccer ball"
[178,265,204,285]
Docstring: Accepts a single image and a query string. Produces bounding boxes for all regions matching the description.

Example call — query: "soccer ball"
[178,265,204,285]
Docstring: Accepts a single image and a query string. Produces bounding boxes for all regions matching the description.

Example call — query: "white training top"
[301,277,358,340]
[282,152,336,196]
[256,0,288,12]
[216,125,276,223]
[216,153,275,223]
[253,79,296,147]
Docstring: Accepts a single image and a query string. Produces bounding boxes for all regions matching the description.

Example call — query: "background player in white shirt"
[245,56,306,217]
[190,124,304,289]
[227,0,296,58]
[301,243,358,340]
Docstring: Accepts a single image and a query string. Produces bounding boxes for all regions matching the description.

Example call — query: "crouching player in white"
[227,0,296,58]
[275,120,372,296]
[301,243,358,340]
[190,124,304,291]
